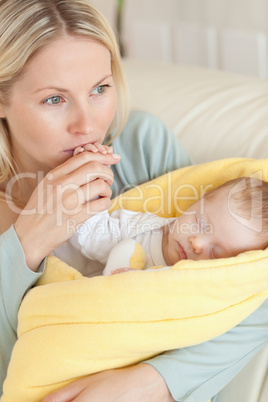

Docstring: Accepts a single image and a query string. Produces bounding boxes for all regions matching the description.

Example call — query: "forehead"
[188,186,229,215]
[32,35,109,58]
[203,186,262,245]
[16,36,111,89]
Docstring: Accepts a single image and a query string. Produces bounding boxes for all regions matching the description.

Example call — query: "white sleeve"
[70,210,157,264]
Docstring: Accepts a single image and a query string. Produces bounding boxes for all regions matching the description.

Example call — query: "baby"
[71,144,268,274]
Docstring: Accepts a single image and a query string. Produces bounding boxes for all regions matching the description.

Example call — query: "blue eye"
[91,85,110,96]
[97,86,105,94]
[44,96,62,105]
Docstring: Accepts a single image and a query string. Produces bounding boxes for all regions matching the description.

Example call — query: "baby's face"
[162,186,262,265]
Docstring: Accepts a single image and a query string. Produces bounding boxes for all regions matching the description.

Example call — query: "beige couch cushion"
[122,59,268,164]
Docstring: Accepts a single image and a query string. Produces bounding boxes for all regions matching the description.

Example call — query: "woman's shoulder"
[112,110,172,151]
[122,110,167,134]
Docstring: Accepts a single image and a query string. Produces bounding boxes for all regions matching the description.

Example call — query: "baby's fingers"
[111,268,136,275]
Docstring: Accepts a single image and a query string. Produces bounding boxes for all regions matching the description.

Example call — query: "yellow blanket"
[2,158,268,402]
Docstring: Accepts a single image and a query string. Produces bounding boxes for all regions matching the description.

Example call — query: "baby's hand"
[111,268,138,275]
[73,142,113,156]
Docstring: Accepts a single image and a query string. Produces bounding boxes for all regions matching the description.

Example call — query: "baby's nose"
[189,235,208,256]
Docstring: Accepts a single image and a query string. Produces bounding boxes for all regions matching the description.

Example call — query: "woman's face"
[0,36,117,173]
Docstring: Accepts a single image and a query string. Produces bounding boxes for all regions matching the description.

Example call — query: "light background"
[91,0,268,79]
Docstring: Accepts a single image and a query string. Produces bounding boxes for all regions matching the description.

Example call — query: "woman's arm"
[0,226,45,392]
[146,300,268,401]
[43,363,173,402]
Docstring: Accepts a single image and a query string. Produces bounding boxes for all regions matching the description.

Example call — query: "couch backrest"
[123,59,268,164]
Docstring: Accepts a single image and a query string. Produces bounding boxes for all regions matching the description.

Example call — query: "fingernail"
[112,153,121,159]
[73,147,84,155]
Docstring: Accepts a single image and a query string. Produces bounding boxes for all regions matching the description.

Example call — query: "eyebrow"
[33,73,113,94]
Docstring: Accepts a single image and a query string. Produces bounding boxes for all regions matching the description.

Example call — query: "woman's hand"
[42,364,174,402]
[14,151,120,271]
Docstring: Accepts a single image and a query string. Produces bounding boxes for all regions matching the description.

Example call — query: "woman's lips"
[177,242,187,260]
[63,149,74,155]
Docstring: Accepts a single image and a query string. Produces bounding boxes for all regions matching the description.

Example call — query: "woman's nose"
[68,103,95,136]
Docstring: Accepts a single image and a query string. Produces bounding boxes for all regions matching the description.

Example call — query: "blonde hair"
[0,0,129,182]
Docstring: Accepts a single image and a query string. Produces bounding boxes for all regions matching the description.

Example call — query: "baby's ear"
[103,239,147,276]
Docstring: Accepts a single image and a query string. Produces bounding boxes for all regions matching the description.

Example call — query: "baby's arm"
[107,240,171,276]
[112,266,171,275]
[103,239,147,275]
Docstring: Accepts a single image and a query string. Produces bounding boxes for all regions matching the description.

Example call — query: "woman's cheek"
[97,96,117,139]
[104,89,117,124]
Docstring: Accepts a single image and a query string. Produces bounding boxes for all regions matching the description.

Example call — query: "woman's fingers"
[104,144,113,154]
[44,162,114,205]
[42,377,89,402]
[61,178,112,216]
[55,150,120,177]
[42,364,173,402]
[81,178,113,203]
[69,160,114,187]
[73,146,85,156]
[42,377,88,402]
[82,142,113,155]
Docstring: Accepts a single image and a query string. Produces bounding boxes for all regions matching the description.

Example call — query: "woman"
[0,0,190,399]
[1,1,267,402]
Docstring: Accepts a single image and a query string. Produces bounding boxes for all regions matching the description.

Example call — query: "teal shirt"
[0,226,45,392]
[147,300,268,402]
[110,110,192,198]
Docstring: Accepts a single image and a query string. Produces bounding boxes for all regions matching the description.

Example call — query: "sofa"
[122,58,268,402]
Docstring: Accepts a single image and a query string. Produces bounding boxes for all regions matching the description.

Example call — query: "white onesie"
[69,209,176,274]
